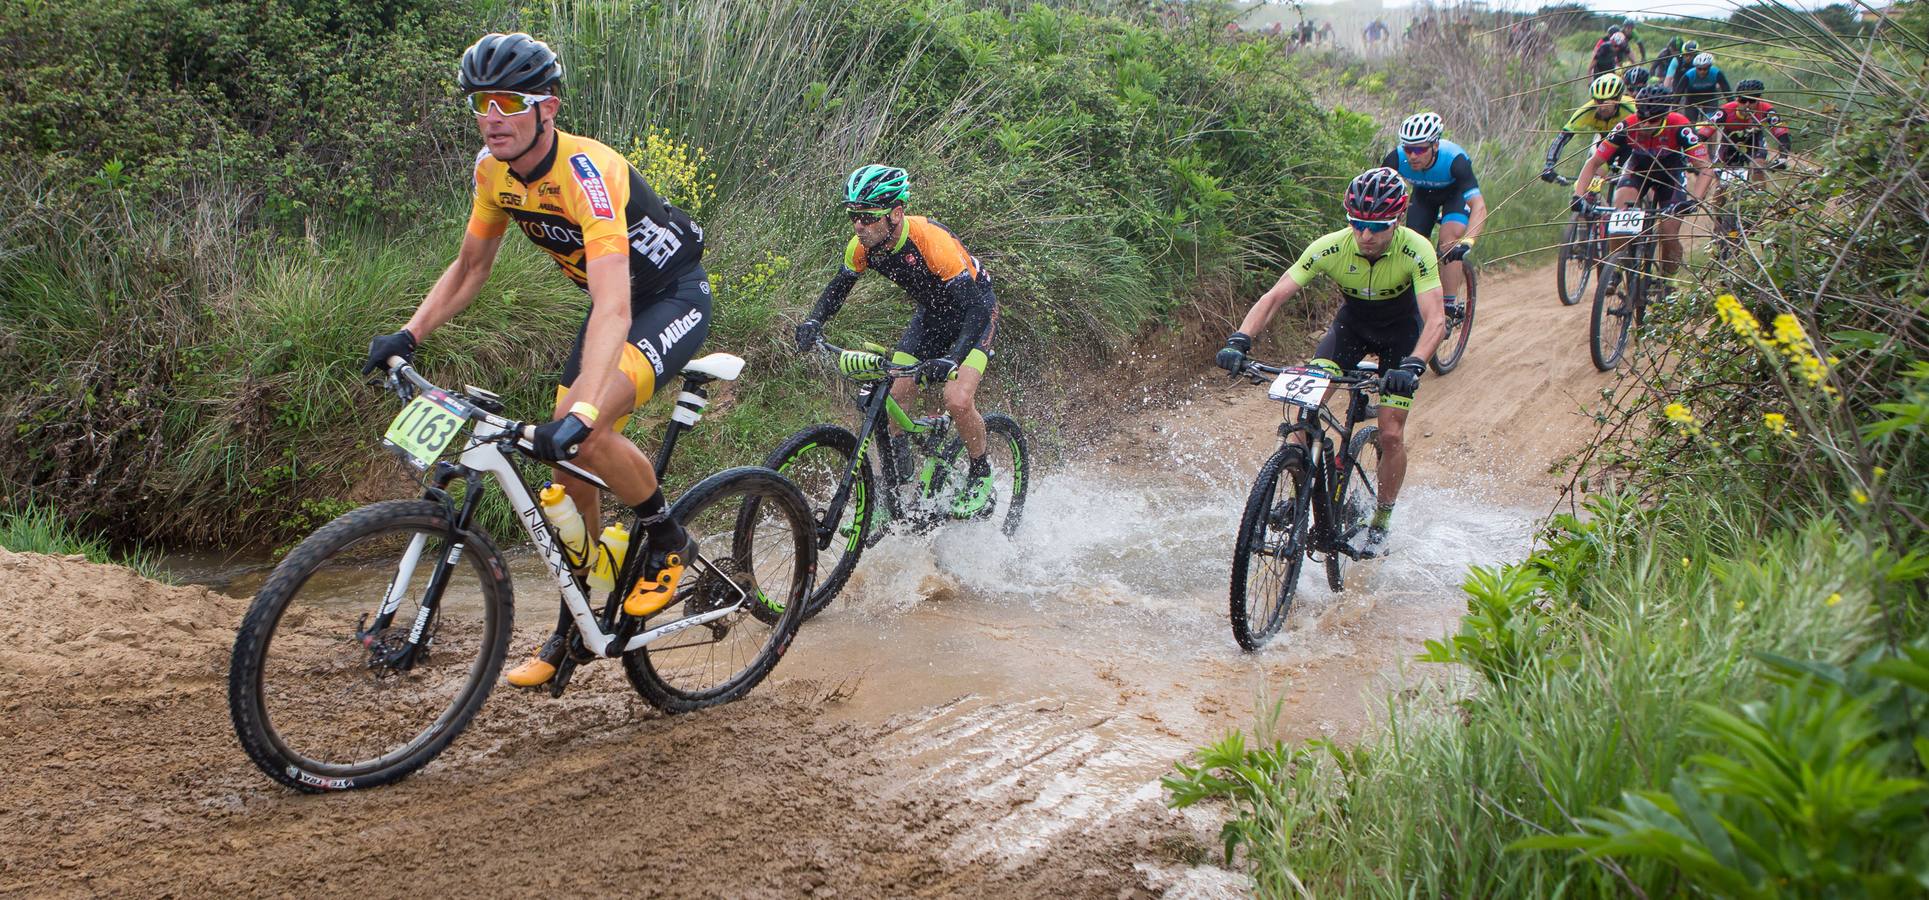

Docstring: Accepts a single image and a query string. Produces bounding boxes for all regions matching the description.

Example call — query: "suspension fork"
[365,464,485,671]
[816,381,895,548]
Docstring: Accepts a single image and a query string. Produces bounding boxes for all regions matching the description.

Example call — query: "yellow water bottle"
[539,484,590,566]
[588,523,630,593]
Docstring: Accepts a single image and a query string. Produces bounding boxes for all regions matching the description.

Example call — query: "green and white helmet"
[843,164,910,209]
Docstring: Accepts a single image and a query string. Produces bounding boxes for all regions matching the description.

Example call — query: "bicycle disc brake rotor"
[685,555,752,634]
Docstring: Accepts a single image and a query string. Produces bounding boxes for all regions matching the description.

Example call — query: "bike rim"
[639,479,811,698]
[1242,467,1306,641]
[253,524,498,776]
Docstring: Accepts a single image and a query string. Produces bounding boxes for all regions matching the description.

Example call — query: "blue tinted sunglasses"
[1348,218,1396,233]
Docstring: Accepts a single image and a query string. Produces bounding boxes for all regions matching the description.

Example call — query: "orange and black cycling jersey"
[467,130,703,297]
[808,215,997,361]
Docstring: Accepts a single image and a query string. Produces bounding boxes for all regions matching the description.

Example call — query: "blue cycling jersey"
[1382,140,1481,200]
[1669,62,1725,91]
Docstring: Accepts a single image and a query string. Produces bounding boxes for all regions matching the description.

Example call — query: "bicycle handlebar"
[1239,359,1378,389]
[382,358,542,450]
[813,339,922,376]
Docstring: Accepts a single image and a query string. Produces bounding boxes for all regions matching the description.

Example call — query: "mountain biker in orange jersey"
[1215,168,1446,559]
[1570,85,1714,277]
[794,165,1003,518]
[362,33,711,688]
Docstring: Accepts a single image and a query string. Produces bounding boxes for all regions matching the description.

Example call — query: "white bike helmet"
[1399,112,1445,144]
[1693,52,1714,68]
[1609,32,1626,46]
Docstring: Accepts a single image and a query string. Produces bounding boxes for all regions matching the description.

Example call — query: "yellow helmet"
[1590,72,1626,101]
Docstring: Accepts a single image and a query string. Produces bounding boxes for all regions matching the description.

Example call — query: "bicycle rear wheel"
[1590,247,1637,370]
[228,500,512,792]
[1229,446,1311,651]
[1327,426,1382,591]
[624,466,814,713]
[762,424,872,619]
[1429,262,1477,375]
[1556,216,1591,306]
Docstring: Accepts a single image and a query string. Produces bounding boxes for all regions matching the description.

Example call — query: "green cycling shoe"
[950,463,996,519]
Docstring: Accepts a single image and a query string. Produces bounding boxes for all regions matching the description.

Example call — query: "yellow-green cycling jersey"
[1547,98,1638,172]
[1286,226,1442,304]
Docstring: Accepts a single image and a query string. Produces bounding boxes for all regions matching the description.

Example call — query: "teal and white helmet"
[843,164,910,209]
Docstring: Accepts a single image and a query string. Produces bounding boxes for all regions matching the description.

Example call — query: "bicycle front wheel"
[1328,426,1383,591]
[1590,248,1636,371]
[1556,216,1591,306]
[624,466,814,713]
[1429,262,1477,375]
[228,500,513,792]
[763,424,872,619]
[1230,446,1311,651]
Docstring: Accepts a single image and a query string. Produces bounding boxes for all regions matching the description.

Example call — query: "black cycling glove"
[364,329,417,376]
[1441,241,1473,264]
[1569,195,1589,214]
[529,414,593,463]
[794,319,823,351]
[1383,356,1426,397]
[916,357,957,386]
[1216,332,1253,373]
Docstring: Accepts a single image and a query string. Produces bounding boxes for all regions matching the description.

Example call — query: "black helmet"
[1736,78,1765,99]
[1625,66,1652,88]
[1635,84,1672,122]
[459,33,564,94]
[1607,24,1622,35]
[1345,167,1409,221]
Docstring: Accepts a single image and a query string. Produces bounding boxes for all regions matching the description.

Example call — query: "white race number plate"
[1267,367,1333,410]
[1606,208,1645,236]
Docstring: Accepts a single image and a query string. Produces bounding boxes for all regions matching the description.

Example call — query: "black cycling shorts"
[1615,154,1688,208]
[559,264,712,419]
[1717,134,1766,166]
[891,289,999,375]
[1406,188,1470,239]
[1313,297,1422,401]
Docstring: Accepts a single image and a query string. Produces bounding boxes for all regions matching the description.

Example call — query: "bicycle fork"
[357,463,482,673]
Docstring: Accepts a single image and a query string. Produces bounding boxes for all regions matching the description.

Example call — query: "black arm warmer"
[1546,131,1574,168]
[808,269,860,324]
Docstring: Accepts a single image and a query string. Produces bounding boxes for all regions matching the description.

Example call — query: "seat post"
[651,375,712,477]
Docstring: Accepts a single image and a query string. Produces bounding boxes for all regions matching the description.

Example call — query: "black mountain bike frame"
[1244,361,1382,562]
[808,340,961,552]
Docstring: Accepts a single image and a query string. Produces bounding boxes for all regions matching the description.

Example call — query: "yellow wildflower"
[1770,313,1807,350]
[1663,402,1701,434]
[1826,592,1843,607]
[1681,556,1691,569]
[1763,412,1788,434]
[1851,487,1870,505]
[1714,294,1761,340]
[1874,466,1887,479]
[1733,599,1746,611]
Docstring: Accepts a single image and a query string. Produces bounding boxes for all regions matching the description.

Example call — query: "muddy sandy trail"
[1,264,1610,897]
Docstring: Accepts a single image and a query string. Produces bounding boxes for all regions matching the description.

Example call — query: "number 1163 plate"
[382,389,470,470]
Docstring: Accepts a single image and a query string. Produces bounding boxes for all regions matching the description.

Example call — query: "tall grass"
[0,502,172,582]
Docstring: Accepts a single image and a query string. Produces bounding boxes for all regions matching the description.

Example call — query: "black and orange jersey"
[809,215,997,361]
[466,130,703,297]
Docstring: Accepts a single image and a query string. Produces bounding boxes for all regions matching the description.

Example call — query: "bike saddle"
[681,353,745,382]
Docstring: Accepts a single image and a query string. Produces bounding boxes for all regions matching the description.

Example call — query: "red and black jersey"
[1699,100,1791,140]
[1595,112,1709,163]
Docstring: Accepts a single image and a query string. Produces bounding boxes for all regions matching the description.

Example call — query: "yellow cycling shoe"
[624,535,695,617]
[504,633,567,687]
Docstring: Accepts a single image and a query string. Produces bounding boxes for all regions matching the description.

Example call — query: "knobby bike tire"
[227,500,513,792]
[1328,426,1383,591]
[623,466,815,713]
[1229,446,1311,651]
[1556,215,1591,306]
[762,424,872,618]
[1590,246,1637,371]
[983,413,1031,536]
[1429,263,1477,375]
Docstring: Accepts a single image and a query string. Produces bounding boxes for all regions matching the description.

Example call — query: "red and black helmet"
[1345,167,1409,221]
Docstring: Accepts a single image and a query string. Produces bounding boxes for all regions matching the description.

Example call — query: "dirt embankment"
[0,546,1171,898]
